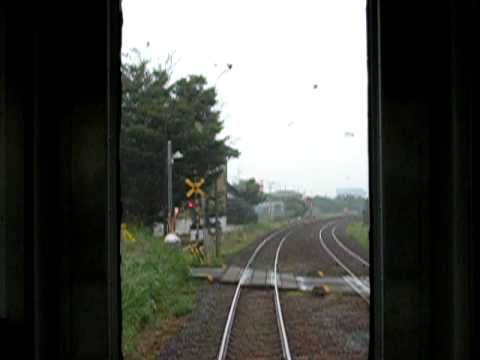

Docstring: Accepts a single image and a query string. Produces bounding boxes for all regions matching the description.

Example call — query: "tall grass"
[121,225,199,355]
[220,220,288,259]
[121,220,288,355]
[346,222,369,250]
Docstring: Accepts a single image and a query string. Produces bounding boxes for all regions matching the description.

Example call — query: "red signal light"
[187,200,197,209]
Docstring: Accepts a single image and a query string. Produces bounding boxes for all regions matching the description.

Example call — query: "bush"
[227,197,258,224]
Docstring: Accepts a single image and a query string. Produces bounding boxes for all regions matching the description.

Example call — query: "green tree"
[120,50,239,225]
[312,196,342,213]
[169,75,239,208]
[311,194,367,216]
[283,197,308,218]
[226,197,258,224]
[266,190,307,218]
[234,178,265,205]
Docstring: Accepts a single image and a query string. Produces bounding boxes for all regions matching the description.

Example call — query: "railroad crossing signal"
[186,178,206,198]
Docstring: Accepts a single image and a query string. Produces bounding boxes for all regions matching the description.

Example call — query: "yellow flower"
[121,223,136,242]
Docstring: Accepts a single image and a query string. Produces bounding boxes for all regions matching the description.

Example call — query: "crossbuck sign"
[185,178,206,198]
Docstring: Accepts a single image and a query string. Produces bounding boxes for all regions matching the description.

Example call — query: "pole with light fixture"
[166,140,183,234]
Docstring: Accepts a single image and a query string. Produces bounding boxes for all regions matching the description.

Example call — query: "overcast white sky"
[122,0,368,197]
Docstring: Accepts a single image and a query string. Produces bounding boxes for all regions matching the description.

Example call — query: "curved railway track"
[319,221,370,304]
[217,227,296,360]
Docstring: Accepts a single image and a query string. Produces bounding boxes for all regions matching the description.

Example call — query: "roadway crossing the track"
[191,266,370,296]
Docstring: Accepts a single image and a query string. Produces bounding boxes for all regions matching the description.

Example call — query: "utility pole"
[214,179,220,256]
[202,196,215,263]
[167,140,173,232]
[195,191,200,241]
[166,140,183,234]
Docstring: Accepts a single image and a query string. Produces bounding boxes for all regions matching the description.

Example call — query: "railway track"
[159,218,370,359]
[319,221,370,304]
[217,227,296,360]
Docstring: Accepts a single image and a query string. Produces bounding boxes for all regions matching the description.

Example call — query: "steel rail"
[319,222,370,304]
[332,226,370,267]
[217,228,289,360]
[273,232,293,360]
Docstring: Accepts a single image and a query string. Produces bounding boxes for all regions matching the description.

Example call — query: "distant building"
[255,201,285,219]
[336,187,368,198]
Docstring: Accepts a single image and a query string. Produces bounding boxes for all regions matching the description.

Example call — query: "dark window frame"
[0,3,6,320]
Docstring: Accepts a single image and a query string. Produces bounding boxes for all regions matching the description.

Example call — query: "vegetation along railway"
[158,216,369,359]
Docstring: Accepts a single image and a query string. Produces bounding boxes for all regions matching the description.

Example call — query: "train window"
[2,2,473,358]
[120,1,371,359]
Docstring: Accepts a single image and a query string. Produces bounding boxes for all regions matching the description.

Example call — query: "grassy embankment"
[121,225,201,357]
[121,220,287,357]
[346,222,369,250]
[310,206,345,220]
[219,220,288,260]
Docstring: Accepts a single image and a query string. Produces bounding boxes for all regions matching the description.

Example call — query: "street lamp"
[172,150,183,160]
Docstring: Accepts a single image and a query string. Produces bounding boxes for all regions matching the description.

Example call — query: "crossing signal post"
[185,176,217,262]
[187,199,198,236]
[214,180,220,256]
[186,177,206,242]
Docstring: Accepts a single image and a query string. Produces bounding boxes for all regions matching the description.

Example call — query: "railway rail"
[319,221,370,304]
[158,218,370,359]
[217,227,295,360]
